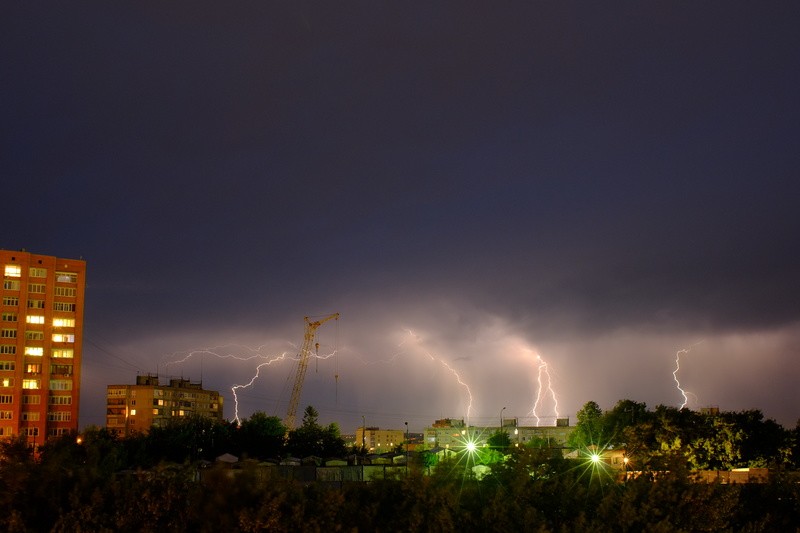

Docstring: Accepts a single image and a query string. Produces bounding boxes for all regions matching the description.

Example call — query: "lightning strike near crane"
[230,351,292,424]
[162,314,340,428]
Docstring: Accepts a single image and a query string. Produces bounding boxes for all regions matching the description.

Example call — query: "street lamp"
[500,406,506,430]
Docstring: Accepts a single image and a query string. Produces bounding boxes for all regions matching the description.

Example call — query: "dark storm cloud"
[2,3,799,428]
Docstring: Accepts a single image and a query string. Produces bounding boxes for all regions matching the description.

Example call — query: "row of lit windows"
[0,346,74,358]
[0,330,75,343]
[2,310,75,323]
[127,408,191,417]
[0,379,72,391]
[0,363,72,375]
[0,317,75,328]
[24,316,76,327]
[4,265,78,284]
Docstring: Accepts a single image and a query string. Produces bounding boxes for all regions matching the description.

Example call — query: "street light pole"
[361,415,366,451]
[500,406,506,431]
[404,421,409,474]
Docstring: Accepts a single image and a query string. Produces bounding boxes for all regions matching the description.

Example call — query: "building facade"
[355,426,406,452]
[106,374,223,435]
[0,250,86,445]
[423,417,574,451]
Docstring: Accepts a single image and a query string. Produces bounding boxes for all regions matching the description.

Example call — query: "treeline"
[67,405,345,469]
[568,400,799,471]
[3,439,800,531]
[3,401,800,531]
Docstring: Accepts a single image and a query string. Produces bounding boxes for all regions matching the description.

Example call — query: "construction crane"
[284,313,340,430]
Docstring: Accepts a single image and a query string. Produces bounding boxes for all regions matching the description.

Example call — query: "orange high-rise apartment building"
[0,249,86,446]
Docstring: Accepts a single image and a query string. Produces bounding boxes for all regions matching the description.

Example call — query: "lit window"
[4,265,21,278]
[25,331,44,341]
[53,318,75,327]
[0,329,17,339]
[51,334,74,343]
[28,268,46,278]
[2,297,19,306]
[27,300,45,309]
[130,409,136,416]
[22,379,39,389]
[21,412,39,421]
[0,378,13,387]
[28,284,46,294]
[53,302,75,312]
[0,428,12,436]
[25,363,41,374]
[56,272,77,283]
[1,313,17,322]
[3,280,20,291]
[26,315,44,325]
[152,408,159,415]
[24,347,43,357]
[52,349,73,358]
[0,346,15,355]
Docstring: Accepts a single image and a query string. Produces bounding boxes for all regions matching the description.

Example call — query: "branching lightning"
[163,343,337,425]
[530,353,560,426]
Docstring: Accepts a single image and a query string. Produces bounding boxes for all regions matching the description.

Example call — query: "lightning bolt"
[530,353,560,426]
[673,341,704,409]
[163,343,338,425]
[231,352,292,424]
[401,329,475,422]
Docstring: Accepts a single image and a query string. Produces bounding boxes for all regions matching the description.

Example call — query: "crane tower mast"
[285,313,339,430]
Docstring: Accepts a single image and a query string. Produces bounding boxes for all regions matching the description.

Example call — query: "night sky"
[3,3,799,432]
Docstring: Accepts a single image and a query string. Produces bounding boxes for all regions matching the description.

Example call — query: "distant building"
[423,417,574,450]
[106,374,223,435]
[355,426,405,452]
[0,250,86,446]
